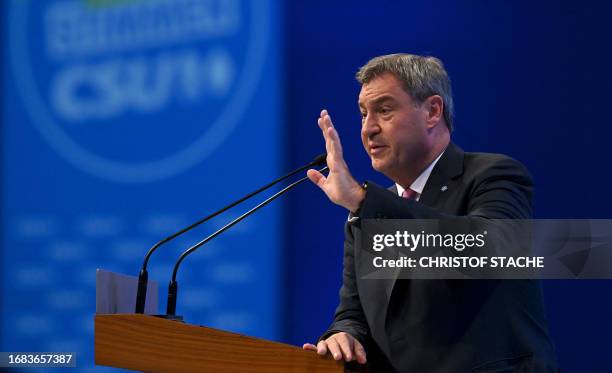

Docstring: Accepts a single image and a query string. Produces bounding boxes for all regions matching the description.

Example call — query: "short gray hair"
[356,53,454,131]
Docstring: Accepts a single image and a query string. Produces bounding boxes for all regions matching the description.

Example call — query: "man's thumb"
[307,169,326,187]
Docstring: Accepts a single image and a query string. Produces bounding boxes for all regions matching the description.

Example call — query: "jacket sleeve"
[319,219,371,347]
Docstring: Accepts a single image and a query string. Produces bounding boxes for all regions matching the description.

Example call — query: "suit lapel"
[360,143,466,356]
[418,142,464,207]
[384,143,465,312]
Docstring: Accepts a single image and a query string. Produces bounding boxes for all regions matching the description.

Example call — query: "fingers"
[325,337,343,361]
[334,333,355,362]
[318,109,332,131]
[326,126,344,157]
[312,109,358,210]
[307,168,326,187]
[315,339,342,361]
[317,110,343,158]
[318,116,332,155]
[316,340,328,355]
[310,333,367,363]
[354,339,367,364]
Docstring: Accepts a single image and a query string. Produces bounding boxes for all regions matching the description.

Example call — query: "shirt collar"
[396,149,445,200]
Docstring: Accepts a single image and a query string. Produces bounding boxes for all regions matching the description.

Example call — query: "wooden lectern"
[95,314,356,372]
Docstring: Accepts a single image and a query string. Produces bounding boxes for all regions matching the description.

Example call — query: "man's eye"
[361,112,367,119]
[380,108,391,115]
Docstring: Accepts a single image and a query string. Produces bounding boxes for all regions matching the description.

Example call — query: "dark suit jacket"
[321,143,558,372]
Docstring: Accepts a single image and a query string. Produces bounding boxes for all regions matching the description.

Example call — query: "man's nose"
[362,114,381,137]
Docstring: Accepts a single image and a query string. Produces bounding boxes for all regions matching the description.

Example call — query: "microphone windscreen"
[313,153,327,166]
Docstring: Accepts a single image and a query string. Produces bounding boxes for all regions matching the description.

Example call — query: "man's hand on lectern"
[302,332,367,364]
[307,110,365,213]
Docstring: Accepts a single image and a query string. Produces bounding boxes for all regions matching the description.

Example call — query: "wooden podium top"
[95,314,350,373]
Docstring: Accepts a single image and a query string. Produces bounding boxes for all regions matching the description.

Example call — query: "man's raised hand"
[307,110,365,212]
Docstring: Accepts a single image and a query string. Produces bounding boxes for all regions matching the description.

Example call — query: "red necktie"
[402,188,417,200]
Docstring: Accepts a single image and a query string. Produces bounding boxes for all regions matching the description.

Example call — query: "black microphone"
[165,166,329,317]
[135,153,327,313]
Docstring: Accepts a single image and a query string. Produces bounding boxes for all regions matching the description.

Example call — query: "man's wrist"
[348,182,366,214]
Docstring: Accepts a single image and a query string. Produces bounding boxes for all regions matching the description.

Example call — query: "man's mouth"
[369,144,387,155]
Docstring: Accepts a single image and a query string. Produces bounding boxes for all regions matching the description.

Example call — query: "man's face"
[358,73,431,179]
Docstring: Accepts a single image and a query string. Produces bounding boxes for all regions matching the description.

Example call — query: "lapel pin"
[440,185,448,192]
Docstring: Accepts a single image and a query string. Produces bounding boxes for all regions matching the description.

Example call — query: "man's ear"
[425,95,444,129]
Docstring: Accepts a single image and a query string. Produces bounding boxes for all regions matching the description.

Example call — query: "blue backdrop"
[3,0,283,371]
[2,1,611,372]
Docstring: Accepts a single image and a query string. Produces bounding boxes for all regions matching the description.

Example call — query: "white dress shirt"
[347,149,446,223]
[395,150,445,201]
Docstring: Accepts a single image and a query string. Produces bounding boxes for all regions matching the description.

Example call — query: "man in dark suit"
[302,54,558,372]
